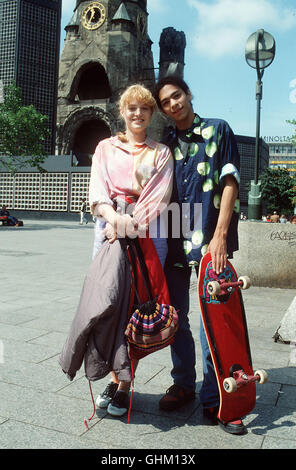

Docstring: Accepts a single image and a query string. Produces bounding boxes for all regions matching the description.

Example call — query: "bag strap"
[129,238,154,301]
[127,238,141,305]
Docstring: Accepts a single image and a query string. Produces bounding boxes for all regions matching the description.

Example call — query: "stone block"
[232,221,296,288]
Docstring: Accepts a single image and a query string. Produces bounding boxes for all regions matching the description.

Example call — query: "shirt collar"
[177,114,202,141]
[111,135,157,150]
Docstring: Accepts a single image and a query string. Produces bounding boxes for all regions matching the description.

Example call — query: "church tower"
[56,0,155,164]
[159,27,186,79]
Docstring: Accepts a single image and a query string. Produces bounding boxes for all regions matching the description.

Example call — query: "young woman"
[60,84,173,419]
[90,84,173,416]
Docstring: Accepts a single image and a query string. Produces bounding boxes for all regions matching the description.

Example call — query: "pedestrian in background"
[270,211,280,223]
[79,198,88,225]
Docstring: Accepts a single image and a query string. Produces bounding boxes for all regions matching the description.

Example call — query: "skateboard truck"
[207,275,251,296]
[223,368,268,393]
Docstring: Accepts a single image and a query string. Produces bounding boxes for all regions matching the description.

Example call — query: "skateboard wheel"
[254,369,268,384]
[207,281,220,296]
[223,377,237,393]
[238,275,251,290]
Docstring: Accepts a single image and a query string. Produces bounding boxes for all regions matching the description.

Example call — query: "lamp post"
[245,29,276,220]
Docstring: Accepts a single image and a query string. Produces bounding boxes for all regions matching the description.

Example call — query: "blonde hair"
[119,84,157,114]
[117,85,157,142]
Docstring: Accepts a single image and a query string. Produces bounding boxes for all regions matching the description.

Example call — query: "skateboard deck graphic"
[198,252,267,423]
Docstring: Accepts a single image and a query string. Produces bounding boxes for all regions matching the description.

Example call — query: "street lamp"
[245,29,276,220]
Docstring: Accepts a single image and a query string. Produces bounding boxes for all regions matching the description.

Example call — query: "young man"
[153,76,243,434]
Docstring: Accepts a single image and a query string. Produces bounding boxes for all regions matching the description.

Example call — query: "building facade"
[236,136,270,214]
[0,155,90,214]
[264,137,296,177]
[0,0,61,153]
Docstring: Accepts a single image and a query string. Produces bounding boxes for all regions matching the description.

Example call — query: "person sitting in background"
[0,205,19,226]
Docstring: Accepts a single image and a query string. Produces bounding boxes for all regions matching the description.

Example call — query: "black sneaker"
[159,384,195,411]
[96,382,119,409]
[218,418,246,435]
[107,390,129,417]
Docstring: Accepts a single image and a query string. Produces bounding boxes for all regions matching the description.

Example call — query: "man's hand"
[207,236,227,274]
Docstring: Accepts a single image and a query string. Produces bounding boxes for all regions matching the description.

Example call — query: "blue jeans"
[151,236,168,268]
[164,265,219,408]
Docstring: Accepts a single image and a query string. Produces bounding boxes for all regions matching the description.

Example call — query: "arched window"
[69,62,111,101]
[72,118,111,165]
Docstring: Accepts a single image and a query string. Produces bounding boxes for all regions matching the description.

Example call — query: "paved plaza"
[0,219,296,454]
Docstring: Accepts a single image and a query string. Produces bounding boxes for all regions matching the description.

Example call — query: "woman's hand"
[103,222,117,244]
[104,214,139,243]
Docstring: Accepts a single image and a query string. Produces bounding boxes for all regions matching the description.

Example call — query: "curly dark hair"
[153,75,191,109]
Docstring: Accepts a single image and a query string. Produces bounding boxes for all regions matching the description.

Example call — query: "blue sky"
[61,0,296,140]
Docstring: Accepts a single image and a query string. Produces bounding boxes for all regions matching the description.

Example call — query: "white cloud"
[187,0,296,59]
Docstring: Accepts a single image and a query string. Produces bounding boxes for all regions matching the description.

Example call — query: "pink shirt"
[89,136,173,227]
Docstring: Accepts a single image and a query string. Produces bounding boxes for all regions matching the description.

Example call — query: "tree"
[260,167,296,215]
[0,83,50,174]
[286,119,296,146]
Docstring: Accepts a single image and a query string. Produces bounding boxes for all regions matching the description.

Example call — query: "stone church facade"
[56,0,184,165]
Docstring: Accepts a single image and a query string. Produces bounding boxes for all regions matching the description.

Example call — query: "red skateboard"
[198,252,268,423]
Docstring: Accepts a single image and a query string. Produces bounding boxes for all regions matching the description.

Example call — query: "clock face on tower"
[81,2,106,30]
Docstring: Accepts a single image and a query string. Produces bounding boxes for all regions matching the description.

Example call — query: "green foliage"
[0,83,50,174]
[286,119,296,146]
[260,167,296,215]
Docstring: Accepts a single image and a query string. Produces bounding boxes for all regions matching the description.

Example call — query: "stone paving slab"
[0,419,111,449]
